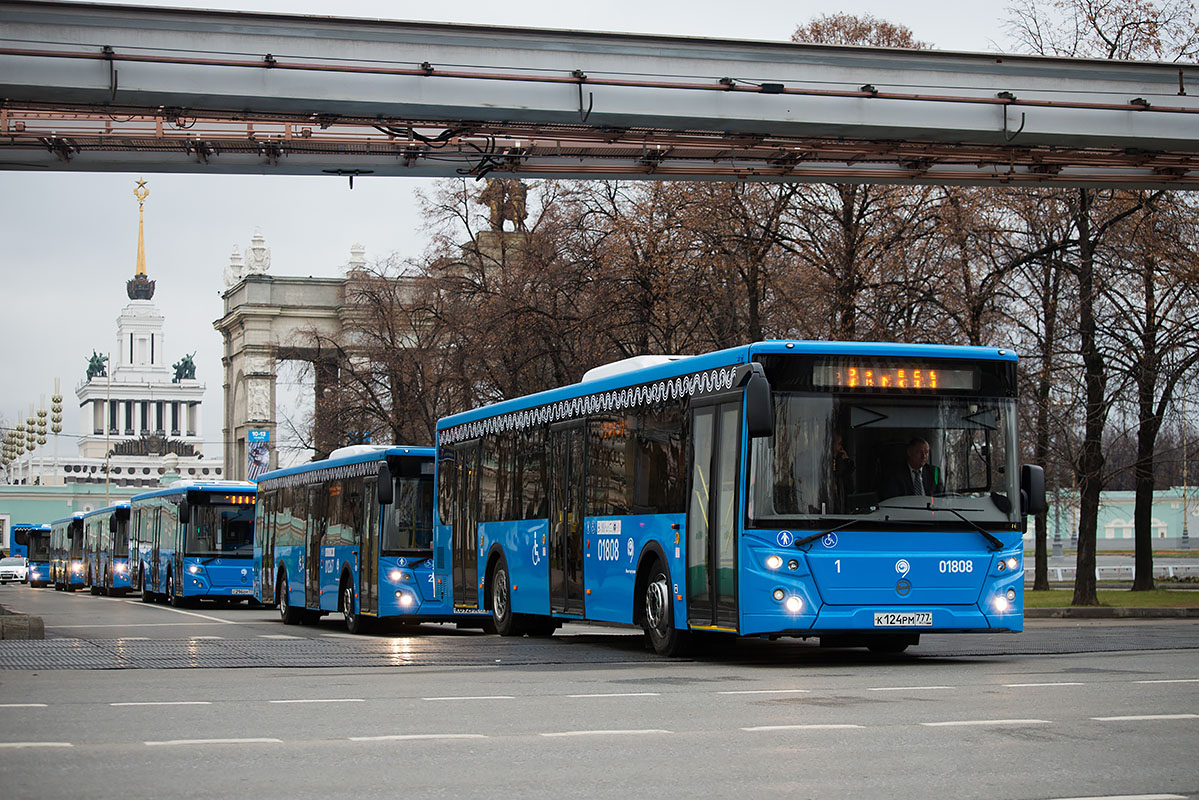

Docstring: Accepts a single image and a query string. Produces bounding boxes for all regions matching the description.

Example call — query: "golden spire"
[134,178,150,276]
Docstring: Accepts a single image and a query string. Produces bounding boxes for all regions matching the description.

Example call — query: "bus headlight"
[1006,557,1019,571]
[784,596,803,614]
[765,555,783,570]
[772,588,785,601]
[71,561,82,573]
[188,565,201,575]
[396,593,415,608]
[994,594,1011,612]
[115,563,127,573]
[388,569,403,582]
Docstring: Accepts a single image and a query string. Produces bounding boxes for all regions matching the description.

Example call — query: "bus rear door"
[687,400,741,630]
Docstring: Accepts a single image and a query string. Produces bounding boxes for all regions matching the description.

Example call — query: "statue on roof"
[172,353,196,383]
[86,351,108,380]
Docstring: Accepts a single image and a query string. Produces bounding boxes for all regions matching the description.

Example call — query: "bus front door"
[549,423,585,616]
[687,401,740,630]
[452,446,479,609]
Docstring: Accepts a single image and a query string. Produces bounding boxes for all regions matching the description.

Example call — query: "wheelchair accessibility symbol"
[821,533,839,548]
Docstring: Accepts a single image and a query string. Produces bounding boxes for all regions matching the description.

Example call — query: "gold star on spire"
[133,178,149,276]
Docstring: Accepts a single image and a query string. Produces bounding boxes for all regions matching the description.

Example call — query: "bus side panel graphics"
[319,544,358,612]
[583,514,686,626]
[483,519,550,617]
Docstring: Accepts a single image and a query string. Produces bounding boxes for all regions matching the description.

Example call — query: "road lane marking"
[51,622,229,629]
[1135,679,1199,684]
[145,738,282,746]
[0,703,47,708]
[350,734,488,741]
[540,729,671,737]
[1046,795,1188,800]
[120,600,240,624]
[112,701,212,707]
[1004,682,1086,687]
[567,692,660,698]
[717,689,811,695]
[742,724,863,731]
[1091,714,1199,722]
[868,686,954,692]
[259,634,303,639]
[190,636,224,640]
[269,699,364,704]
[320,633,359,639]
[423,695,514,701]
[921,719,1051,727]
[0,742,73,749]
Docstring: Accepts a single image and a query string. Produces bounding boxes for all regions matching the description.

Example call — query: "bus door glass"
[452,445,479,609]
[361,478,379,616]
[150,506,162,590]
[549,422,586,615]
[688,400,741,628]
[259,492,275,602]
[306,485,325,609]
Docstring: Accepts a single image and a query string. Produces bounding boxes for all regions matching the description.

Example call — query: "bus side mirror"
[109,517,117,533]
[179,500,190,525]
[1020,465,1047,516]
[743,364,774,439]
[377,463,394,505]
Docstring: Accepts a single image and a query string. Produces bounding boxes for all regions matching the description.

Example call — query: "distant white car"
[0,556,29,584]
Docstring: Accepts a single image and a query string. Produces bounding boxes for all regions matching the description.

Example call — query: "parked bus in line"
[435,341,1046,656]
[130,481,257,606]
[10,523,51,587]
[49,513,86,591]
[254,445,489,633]
[82,504,133,596]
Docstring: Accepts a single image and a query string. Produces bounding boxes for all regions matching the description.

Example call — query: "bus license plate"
[873,612,932,627]
[230,588,253,595]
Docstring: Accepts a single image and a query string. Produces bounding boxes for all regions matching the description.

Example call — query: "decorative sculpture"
[86,351,108,380]
[172,353,197,383]
[476,179,529,232]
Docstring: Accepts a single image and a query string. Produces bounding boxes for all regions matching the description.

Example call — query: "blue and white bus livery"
[82,504,133,595]
[254,445,489,633]
[435,341,1046,656]
[11,523,51,587]
[130,481,257,606]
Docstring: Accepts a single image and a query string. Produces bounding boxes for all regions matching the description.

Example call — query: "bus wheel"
[490,559,521,637]
[644,563,688,657]
[342,580,370,635]
[278,573,302,625]
[167,572,183,608]
[140,574,154,602]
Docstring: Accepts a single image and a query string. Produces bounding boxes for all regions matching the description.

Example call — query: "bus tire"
[167,572,183,607]
[140,573,154,602]
[643,561,688,657]
[278,573,302,625]
[341,577,370,635]
[489,558,522,637]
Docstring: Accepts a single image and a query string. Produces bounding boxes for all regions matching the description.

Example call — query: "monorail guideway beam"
[1,2,1198,188]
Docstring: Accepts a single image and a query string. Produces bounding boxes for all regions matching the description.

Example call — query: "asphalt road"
[1,583,1196,800]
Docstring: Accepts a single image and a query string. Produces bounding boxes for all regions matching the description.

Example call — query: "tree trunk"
[1072,189,1103,607]
[1132,391,1161,591]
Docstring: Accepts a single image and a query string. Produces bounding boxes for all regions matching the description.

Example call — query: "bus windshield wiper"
[882,503,1004,551]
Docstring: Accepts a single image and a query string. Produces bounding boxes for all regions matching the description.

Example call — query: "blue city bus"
[49,513,86,591]
[130,481,257,606]
[10,523,51,587]
[254,445,489,633]
[435,341,1046,655]
[82,504,133,596]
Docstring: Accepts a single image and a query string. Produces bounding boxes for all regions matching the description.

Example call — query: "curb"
[1026,607,1199,619]
[0,604,46,639]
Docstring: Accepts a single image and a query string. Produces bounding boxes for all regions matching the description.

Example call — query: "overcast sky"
[0,0,1015,464]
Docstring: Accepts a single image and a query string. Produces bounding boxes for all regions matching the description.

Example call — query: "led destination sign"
[813,360,978,391]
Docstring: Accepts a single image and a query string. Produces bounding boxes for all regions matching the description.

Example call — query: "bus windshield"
[748,393,1020,528]
[186,505,254,558]
[381,475,435,554]
[27,534,51,561]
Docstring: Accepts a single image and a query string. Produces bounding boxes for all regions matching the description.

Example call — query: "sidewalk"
[1026,606,1199,619]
